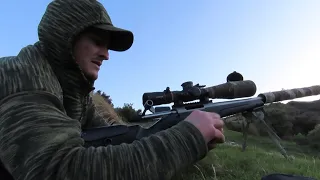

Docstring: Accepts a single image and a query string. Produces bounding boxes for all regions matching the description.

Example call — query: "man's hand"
[184,110,225,150]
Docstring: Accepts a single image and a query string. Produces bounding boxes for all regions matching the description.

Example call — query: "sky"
[0,0,320,110]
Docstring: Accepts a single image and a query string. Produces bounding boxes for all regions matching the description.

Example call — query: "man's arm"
[0,91,208,180]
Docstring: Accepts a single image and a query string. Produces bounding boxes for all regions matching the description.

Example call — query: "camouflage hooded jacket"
[0,0,208,180]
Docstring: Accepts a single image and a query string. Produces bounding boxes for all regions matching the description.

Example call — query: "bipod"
[241,108,288,159]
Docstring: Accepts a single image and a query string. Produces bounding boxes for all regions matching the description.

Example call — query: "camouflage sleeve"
[0,91,208,180]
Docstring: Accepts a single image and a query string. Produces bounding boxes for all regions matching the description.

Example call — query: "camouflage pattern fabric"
[0,0,208,179]
[258,85,320,103]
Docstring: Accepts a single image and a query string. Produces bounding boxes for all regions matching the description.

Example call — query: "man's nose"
[99,47,109,60]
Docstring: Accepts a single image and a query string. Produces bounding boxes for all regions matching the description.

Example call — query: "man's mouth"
[91,60,102,67]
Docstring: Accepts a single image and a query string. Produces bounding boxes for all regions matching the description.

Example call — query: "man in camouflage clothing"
[0,0,225,179]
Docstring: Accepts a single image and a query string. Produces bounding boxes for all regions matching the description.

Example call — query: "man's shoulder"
[0,44,63,101]
[0,44,48,70]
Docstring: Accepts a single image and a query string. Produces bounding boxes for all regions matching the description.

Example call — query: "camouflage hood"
[37,0,131,93]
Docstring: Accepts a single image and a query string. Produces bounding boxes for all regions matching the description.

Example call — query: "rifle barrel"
[258,85,320,103]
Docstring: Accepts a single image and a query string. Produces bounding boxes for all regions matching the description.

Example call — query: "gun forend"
[205,80,257,99]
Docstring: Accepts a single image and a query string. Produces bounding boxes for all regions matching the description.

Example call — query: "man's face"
[73,30,109,81]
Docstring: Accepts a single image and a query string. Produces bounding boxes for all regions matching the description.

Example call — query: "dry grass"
[91,92,126,125]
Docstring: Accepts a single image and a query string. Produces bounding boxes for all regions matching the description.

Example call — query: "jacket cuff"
[173,121,208,161]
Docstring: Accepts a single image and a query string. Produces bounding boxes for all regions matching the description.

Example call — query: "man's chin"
[84,72,98,82]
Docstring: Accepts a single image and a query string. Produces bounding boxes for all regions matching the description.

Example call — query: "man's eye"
[94,39,105,46]
[89,36,107,47]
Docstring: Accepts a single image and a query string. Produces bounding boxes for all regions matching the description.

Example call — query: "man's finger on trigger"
[216,127,224,133]
[214,130,225,143]
[214,119,224,129]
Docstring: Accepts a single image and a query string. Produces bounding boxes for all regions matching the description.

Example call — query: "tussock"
[91,92,126,125]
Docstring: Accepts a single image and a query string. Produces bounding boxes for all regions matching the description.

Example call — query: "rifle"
[81,80,320,158]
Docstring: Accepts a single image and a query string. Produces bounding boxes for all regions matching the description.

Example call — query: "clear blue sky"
[1,0,320,110]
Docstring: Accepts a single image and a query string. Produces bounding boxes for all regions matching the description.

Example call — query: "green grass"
[172,128,320,180]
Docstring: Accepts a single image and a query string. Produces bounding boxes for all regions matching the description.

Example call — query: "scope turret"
[227,71,243,82]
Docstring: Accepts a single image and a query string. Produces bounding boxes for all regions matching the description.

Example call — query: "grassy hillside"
[172,128,320,180]
[91,92,320,180]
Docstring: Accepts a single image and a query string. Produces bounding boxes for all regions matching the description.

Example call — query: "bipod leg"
[240,113,251,152]
[252,109,288,159]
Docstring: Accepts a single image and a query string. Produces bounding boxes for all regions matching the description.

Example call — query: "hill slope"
[172,128,320,180]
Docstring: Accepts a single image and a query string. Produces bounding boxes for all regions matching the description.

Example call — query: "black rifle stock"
[81,80,320,148]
